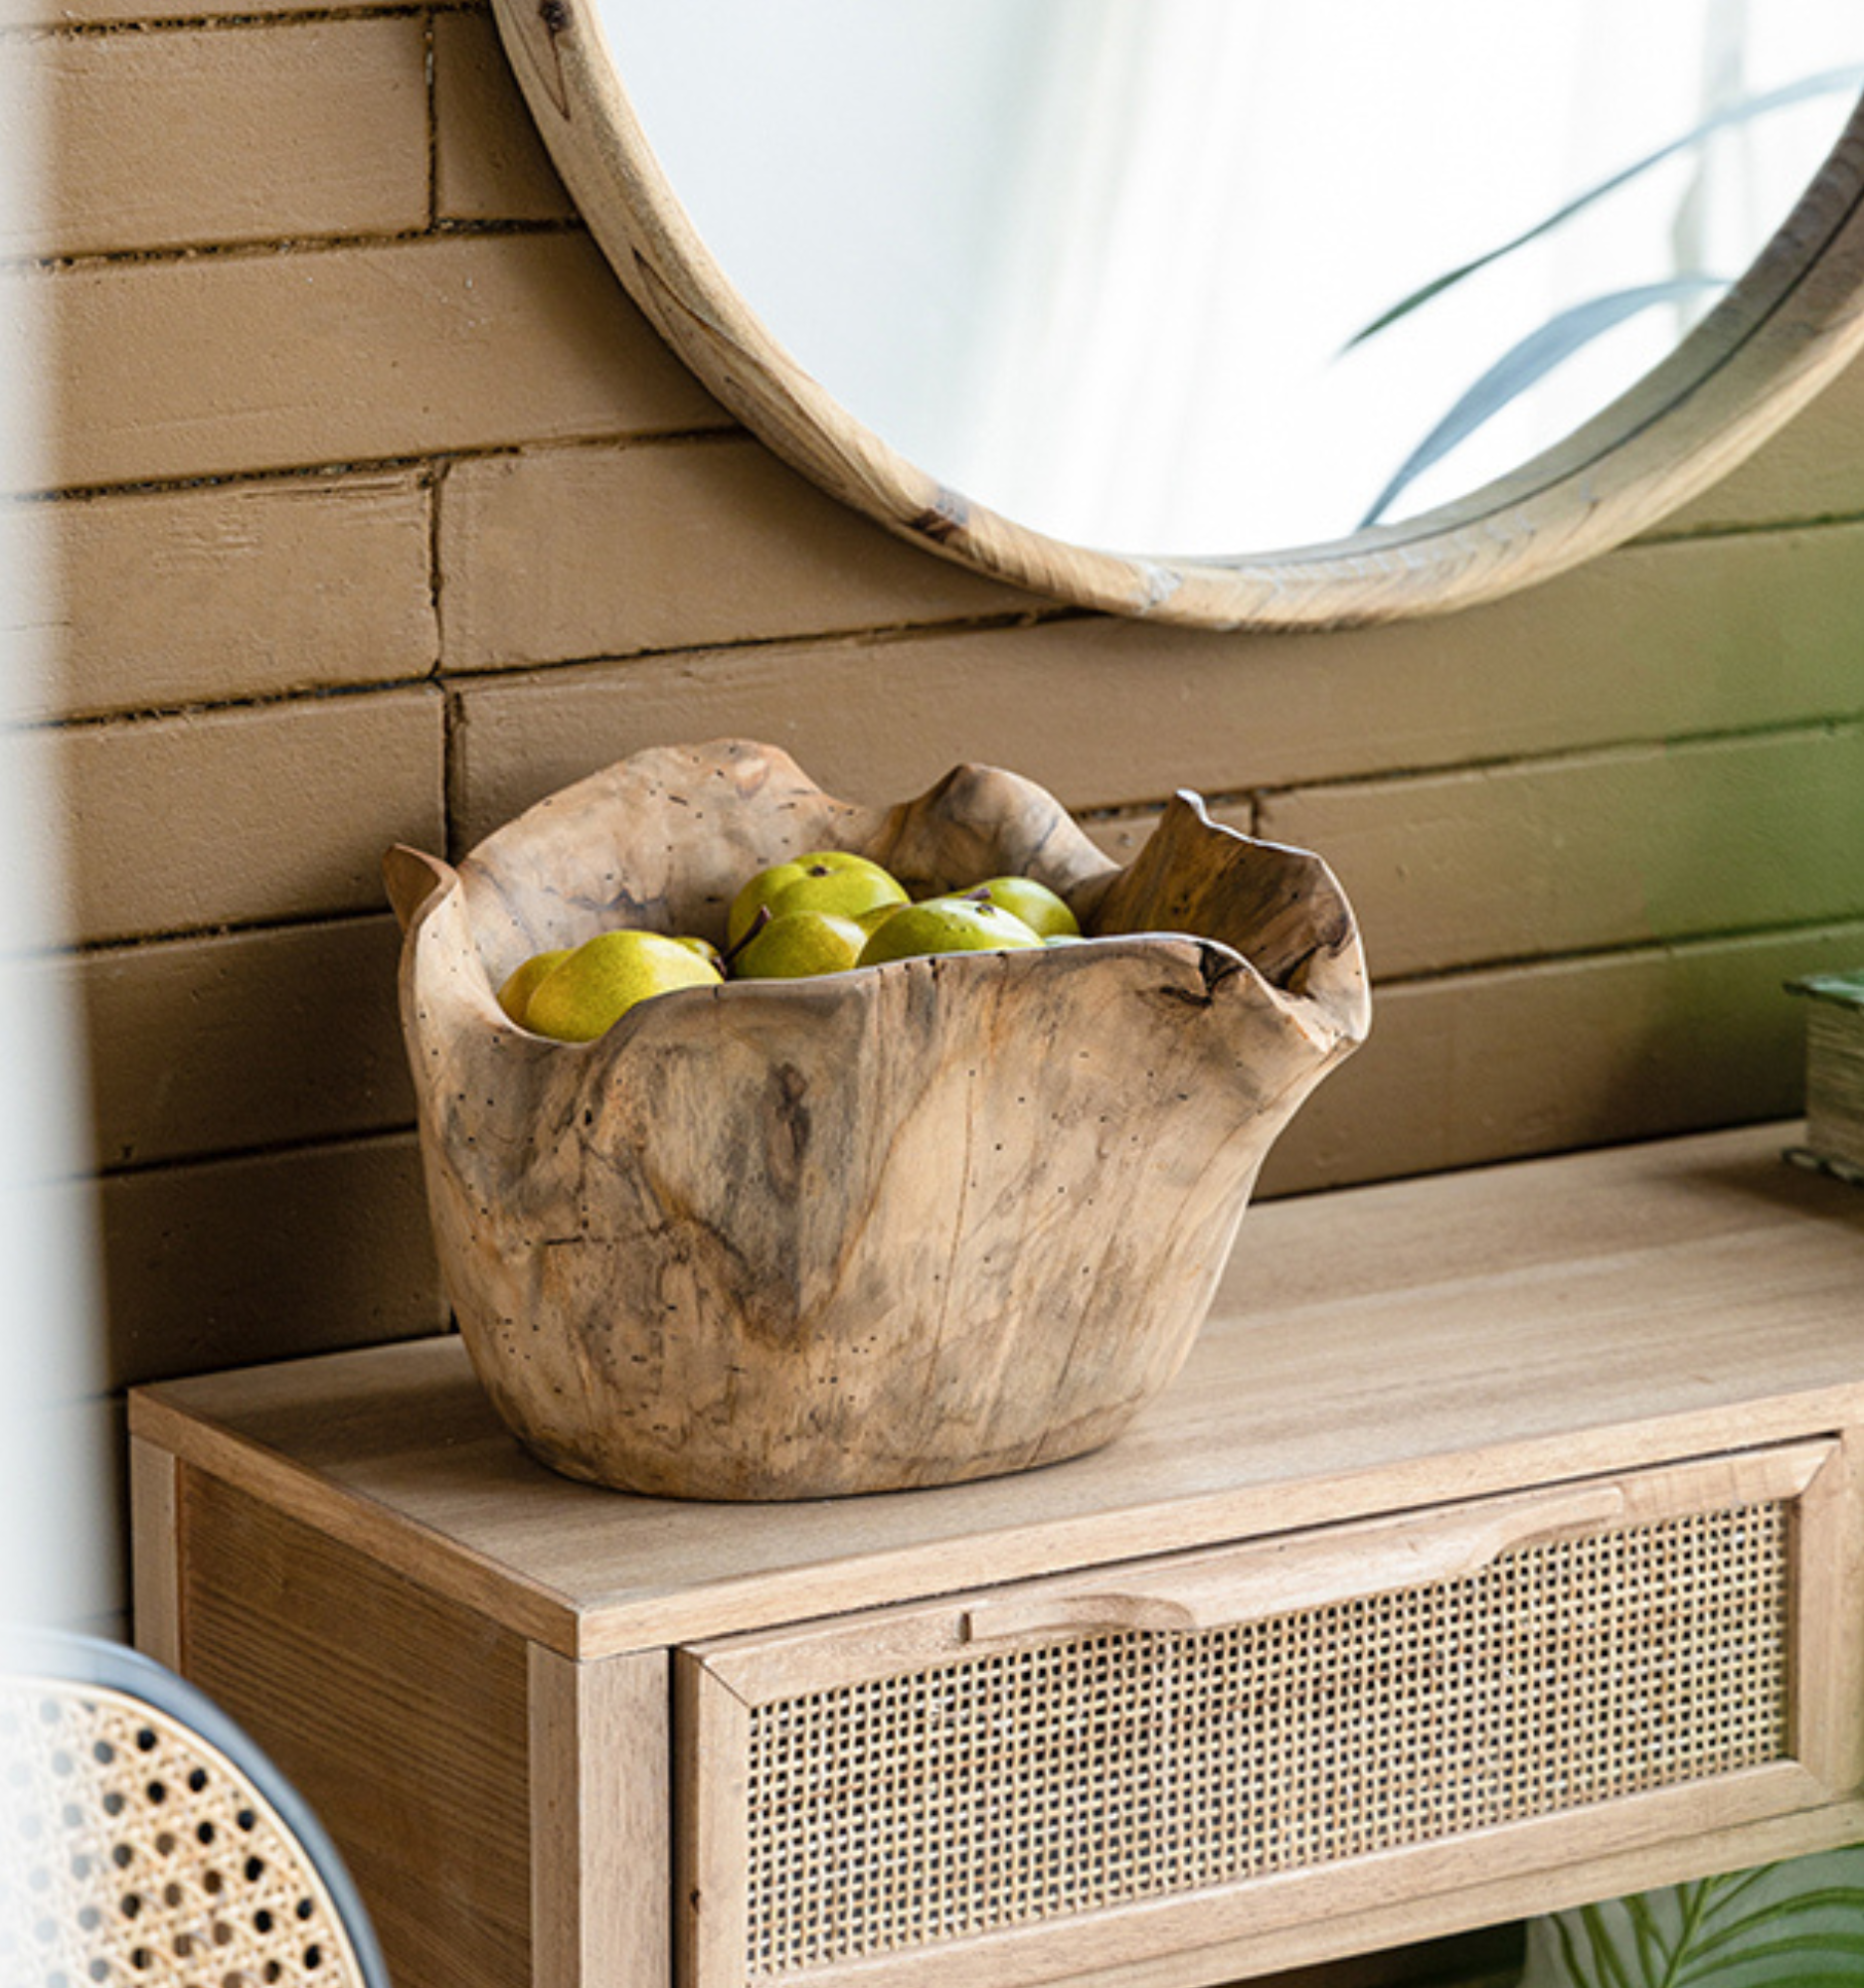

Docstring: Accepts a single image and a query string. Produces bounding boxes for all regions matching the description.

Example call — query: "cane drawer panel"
[678,1441,1854,1988]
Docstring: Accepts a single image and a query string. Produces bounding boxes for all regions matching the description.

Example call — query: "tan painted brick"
[1258,919,1864,1199]
[15,233,727,493]
[1081,811,1161,867]
[1260,724,1864,980]
[1079,796,1252,868]
[10,19,428,259]
[55,686,442,944]
[438,436,1026,669]
[432,9,577,225]
[96,1132,446,1390]
[442,643,1027,853]
[1193,518,1864,788]
[444,519,1864,848]
[67,915,412,1169]
[442,633,1340,853]
[19,472,434,720]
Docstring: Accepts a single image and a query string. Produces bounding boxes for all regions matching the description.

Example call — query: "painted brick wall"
[10,1,1864,1579]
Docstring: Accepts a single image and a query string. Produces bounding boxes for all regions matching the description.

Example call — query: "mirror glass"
[605,0,1864,558]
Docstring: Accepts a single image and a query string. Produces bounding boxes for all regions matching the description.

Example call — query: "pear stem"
[720,903,772,973]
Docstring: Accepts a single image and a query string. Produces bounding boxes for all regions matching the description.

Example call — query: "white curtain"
[945,0,1863,550]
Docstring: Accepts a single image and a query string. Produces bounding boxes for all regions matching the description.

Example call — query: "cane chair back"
[0,1632,389,1988]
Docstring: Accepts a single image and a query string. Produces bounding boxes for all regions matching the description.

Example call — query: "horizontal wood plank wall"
[15,0,1864,1928]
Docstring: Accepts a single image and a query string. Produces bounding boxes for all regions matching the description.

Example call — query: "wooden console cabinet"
[128,1125,1864,1988]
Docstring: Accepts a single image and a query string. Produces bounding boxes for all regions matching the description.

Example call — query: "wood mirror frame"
[492,5,1864,631]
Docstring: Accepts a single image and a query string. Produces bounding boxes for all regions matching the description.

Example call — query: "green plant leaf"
[1687,1883,1864,1954]
[1551,1904,1607,1988]
[1623,1891,1667,1981]
[1680,1930,1864,1976]
[1693,1865,1774,1921]
[1578,1902,1639,1988]
[1343,65,1864,351]
[1524,1852,1864,1988]
[1668,1881,1717,1987]
[1684,1975,1864,1988]
[1356,275,1727,527]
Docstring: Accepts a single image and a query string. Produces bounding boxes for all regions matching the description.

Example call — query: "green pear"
[856,896,1043,966]
[728,851,902,947]
[969,875,1081,939]
[495,947,572,1025]
[670,933,724,969]
[524,930,722,1042]
[765,864,908,927]
[733,910,869,980]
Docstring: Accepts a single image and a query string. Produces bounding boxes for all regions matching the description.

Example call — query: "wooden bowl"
[386,741,1369,1499]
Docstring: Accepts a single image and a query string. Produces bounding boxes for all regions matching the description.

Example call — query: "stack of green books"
[1787,970,1864,1185]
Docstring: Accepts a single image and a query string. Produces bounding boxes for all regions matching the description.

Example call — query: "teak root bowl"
[386,740,1370,1500]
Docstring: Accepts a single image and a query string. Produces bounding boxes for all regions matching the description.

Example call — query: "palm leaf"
[1523,1853,1864,1988]
[1551,1903,1607,1988]
[1697,1976,1864,1988]
[1690,1881,1864,1944]
[1623,1891,1667,1981]
[1676,1884,1864,1977]
[1691,1864,1773,1920]
[1576,1902,1641,1988]
[1343,65,1864,351]
[1356,275,1727,527]
[1679,1930,1864,1978]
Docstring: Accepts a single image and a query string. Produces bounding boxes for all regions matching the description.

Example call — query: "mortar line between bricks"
[5,5,433,35]
[8,0,490,28]
[1375,911,1864,992]
[441,674,467,866]
[36,675,445,734]
[422,458,445,681]
[14,427,748,505]
[12,215,578,276]
[430,604,1083,682]
[42,904,405,962]
[30,605,1078,731]
[91,1120,423,1187]
[1249,711,1864,805]
[423,5,439,236]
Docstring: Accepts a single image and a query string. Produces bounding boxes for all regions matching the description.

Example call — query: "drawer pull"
[961,1592,1202,1640]
[960,1483,1626,1645]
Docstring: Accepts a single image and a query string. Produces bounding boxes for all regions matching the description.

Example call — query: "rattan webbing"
[0,1677,369,1988]
[745,1502,1790,1975]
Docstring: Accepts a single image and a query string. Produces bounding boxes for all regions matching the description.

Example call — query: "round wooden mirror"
[492,2,1864,629]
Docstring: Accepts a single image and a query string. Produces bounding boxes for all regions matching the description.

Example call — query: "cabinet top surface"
[132,1125,1864,1657]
